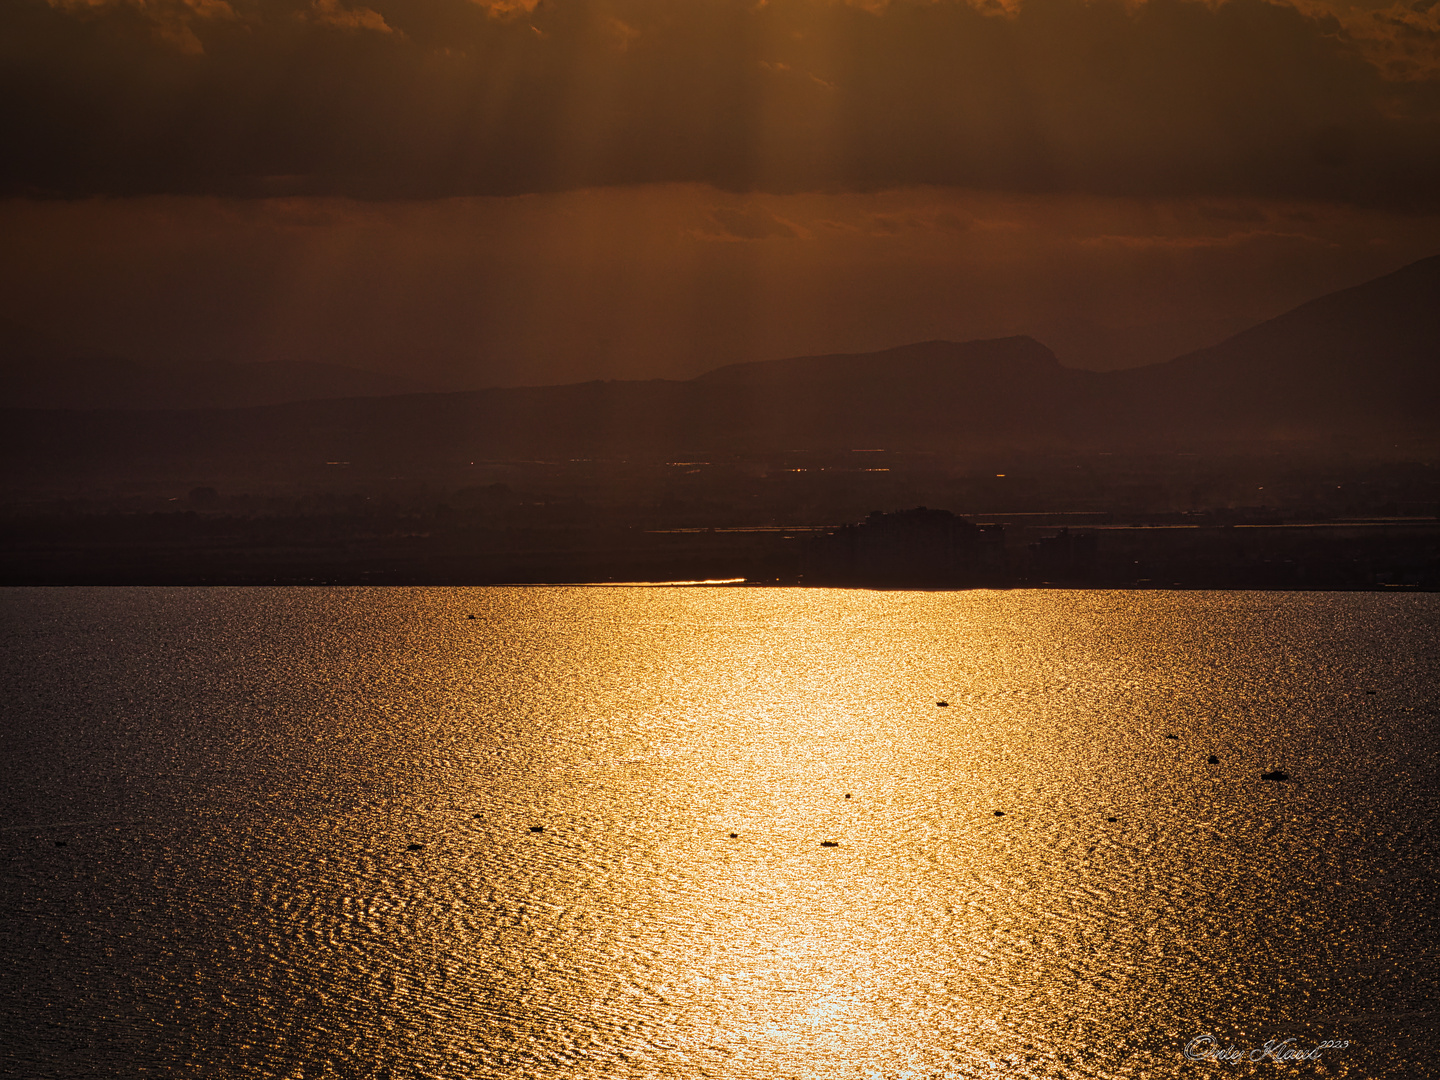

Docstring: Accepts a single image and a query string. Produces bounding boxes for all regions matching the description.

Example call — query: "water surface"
[2,587,1437,1078]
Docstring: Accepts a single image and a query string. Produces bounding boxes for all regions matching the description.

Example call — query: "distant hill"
[1111,253,1440,438]
[0,352,444,411]
[696,335,1062,386]
[2,255,1438,476]
[1028,313,1253,372]
[689,336,1094,449]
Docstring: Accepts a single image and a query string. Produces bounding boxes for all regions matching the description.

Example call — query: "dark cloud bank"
[5,0,1439,204]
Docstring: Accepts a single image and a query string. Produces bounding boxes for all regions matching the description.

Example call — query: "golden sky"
[3,0,1439,382]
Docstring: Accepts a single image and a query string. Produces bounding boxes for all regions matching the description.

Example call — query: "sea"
[1,586,1437,1078]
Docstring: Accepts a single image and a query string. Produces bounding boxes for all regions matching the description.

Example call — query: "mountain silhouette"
[689,336,1090,449]
[1111,253,1440,439]
[2,255,1437,471]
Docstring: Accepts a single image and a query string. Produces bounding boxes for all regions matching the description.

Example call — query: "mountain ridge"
[2,256,1437,471]
[696,336,1064,385]
[1109,253,1440,437]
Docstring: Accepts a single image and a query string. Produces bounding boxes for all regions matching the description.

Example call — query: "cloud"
[604,15,640,49]
[304,0,397,35]
[695,203,807,240]
[44,0,236,53]
[868,209,971,235]
[5,0,1439,203]
[472,0,541,17]
[1079,229,1325,249]
[1196,202,1270,223]
[1287,0,1440,82]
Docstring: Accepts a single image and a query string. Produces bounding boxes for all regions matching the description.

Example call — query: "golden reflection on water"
[2,586,1437,1078]
[355,587,1433,1079]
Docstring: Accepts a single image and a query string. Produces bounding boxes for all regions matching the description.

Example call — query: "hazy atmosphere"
[5,0,1440,386]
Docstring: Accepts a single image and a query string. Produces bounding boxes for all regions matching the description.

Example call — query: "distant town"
[3,448,1435,588]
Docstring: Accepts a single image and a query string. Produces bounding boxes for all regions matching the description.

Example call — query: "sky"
[4,0,1440,386]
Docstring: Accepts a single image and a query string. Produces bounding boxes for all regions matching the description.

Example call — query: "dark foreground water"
[1,587,1437,1079]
